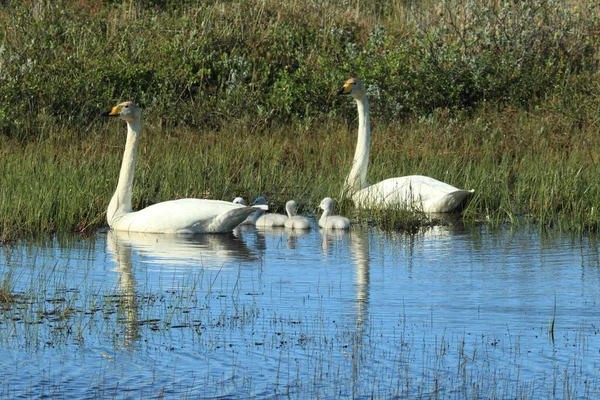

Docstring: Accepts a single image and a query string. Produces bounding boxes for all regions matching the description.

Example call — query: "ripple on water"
[0,224,599,398]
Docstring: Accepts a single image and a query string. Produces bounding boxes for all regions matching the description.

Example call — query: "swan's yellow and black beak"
[101,105,122,117]
[337,78,355,95]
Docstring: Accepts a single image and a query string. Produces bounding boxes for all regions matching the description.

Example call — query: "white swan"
[284,200,311,230]
[253,197,288,227]
[232,197,245,205]
[102,101,266,234]
[337,77,474,213]
[318,197,350,229]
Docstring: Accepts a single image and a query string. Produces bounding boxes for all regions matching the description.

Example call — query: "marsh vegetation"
[1,0,600,239]
[1,3,599,398]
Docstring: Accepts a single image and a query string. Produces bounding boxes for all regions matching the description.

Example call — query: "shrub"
[0,0,598,139]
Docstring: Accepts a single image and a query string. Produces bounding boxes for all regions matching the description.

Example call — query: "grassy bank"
[2,105,600,240]
[1,0,600,238]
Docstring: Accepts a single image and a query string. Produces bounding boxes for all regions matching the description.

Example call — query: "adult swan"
[337,78,474,213]
[102,101,265,233]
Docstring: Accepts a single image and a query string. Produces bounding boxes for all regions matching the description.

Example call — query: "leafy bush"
[0,0,599,139]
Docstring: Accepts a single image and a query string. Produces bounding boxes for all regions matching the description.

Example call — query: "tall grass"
[2,104,600,238]
[1,0,600,238]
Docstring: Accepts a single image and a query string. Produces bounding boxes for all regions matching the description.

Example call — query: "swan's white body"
[104,102,265,234]
[319,197,350,230]
[338,78,474,213]
[256,213,288,228]
[284,200,311,230]
[252,197,288,228]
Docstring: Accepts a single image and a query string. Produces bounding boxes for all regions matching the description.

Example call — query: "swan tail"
[207,205,268,232]
[427,189,474,213]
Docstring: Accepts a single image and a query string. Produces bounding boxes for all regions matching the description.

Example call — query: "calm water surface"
[0,222,599,399]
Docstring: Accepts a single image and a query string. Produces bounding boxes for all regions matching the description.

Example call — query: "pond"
[0,221,599,399]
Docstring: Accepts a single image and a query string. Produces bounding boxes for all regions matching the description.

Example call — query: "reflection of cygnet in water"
[320,226,350,253]
[318,197,350,229]
[253,197,288,228]
[286,226,311,249]
[284,200,311,230]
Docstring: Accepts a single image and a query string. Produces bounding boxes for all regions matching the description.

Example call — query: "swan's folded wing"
[205,204,268,232]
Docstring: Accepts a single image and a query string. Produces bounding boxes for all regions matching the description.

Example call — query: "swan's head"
[251,197,268,206]
[319,197,334,212]
[102,101,141,122]
[232,197,246,205]
[337,77,366,100]
[286,200,297,215]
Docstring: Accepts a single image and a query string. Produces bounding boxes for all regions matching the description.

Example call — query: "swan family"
[103,77,472,234]
[230,197,349,230]
[231,197,312,229]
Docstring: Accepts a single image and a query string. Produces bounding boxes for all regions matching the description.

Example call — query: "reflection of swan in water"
[106,228,261,347]
[106,230,141,348]
[110,229,259,269]
[350,228,370,328]
[321,226,370,379]
[348,227,371,381]
[319,226,369,319]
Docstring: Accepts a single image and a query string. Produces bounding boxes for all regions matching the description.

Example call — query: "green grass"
[1,0,600,238]
[1,104,600,239]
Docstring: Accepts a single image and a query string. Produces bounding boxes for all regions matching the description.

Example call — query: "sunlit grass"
[1,0,600,238]
[2,104,600,238]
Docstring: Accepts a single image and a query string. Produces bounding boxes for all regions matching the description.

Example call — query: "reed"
[2,102,600,238]
[1,0,600,238]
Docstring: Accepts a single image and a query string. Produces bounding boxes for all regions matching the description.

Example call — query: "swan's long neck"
[345,95,370,192]
[286,203,295,217]
[251,209,266,225]
[107,119,140,226]
[320,206,332,221]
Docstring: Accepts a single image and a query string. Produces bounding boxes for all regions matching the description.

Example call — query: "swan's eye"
[124,104,129,108]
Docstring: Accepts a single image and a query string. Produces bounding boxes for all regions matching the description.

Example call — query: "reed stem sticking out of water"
[549,294,557,342]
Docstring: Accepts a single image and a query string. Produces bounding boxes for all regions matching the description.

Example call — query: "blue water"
[0,223,599,399]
